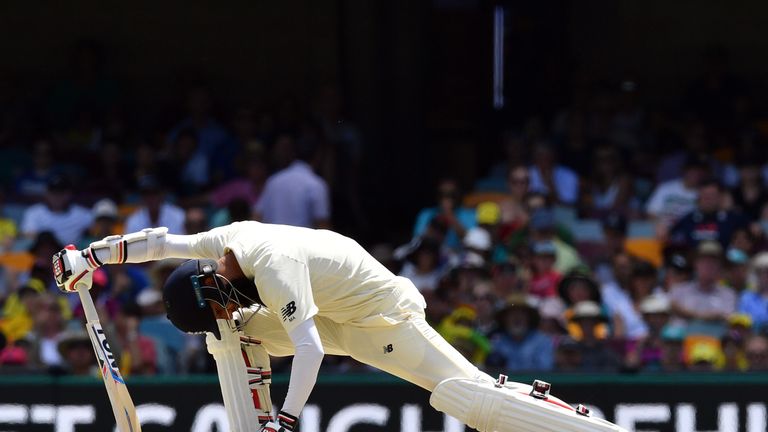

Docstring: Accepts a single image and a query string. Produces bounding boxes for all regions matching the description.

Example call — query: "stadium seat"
[570,219,605,242]
[624,238,662,267]
[0,252,34,272]
[627,220,655,239]
[463,192,509,208]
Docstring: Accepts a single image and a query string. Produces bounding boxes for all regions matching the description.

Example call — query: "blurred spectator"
[528,241,561,299]
[659,325,687,372]
[172,128,209,195]
[583,146,632,217]
[0,189,18,252]
[568,301,620,372]
[254,134,330,229]
[646,155,707,236]
[745,334,768,371]
[662,252,693,291]
[731,158,768,222]
[487,131,527,183]
[114,302,158,376]
[436,306,490,366]
[498,165,530,231]
[656,121,718,184]
[558,271,603,307]
[558,272,610,341]
[670,241,736,328]
[721,330,749,371]
[125,175,185,234]
[71,268,120,323]
[528,142,579,205]
[412,179,475,251]
[13,139,60,201]
[730,227,756,255]
[20,175,92,245]
[727,313,753,340]
[594,213,629,284]
[26,232,66,292]
[132,142,173,189]
[511,207,582,273]
[86,141,129,202]
[475,203,506,264]
[78,198,118,248]
[56,329,96,376]
[738,252,768,330]
[724,247,750,292]
[184,207,209,235]
[167,86,232,162]
[603,260,658,341]
[668,179,747,248]
[687,339,722,372]
[0,280,44,343]
[210,151,267,209]
[137,288,186,366]
[463,227,493,263]
[538,297,567,338]
[26,293,66,370]
[624,295,672,371]
[490,260,524,299]
[398,237,443,293]
[554,336,582,372]
[486,295,554,371]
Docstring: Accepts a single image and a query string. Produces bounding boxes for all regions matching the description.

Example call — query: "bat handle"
[77,284,100,323]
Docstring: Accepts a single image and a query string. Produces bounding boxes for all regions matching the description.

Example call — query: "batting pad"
[430,378,627,432]
[206,320,269,431]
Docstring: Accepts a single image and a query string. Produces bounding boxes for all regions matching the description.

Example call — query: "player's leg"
[339,312,491,391]
[340,309,625,431]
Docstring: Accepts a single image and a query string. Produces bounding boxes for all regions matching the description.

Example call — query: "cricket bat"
[77,285,142,432]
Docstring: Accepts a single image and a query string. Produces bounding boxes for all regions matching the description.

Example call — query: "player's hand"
[260,411,297,431]
[52,245,98,293]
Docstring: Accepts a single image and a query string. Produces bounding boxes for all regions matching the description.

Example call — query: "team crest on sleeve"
[281,301,297,322]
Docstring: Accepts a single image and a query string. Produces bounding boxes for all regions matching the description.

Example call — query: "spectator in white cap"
[463,226,492,259]
[670,240,736,331]
[568,301,621,372]
[78,198,119,248]
[738,252,768,331]
[625,294,672,371]
[136,286,188,363]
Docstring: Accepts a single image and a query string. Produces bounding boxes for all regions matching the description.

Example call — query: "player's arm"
[54,227,214,292]
[259,318,323,431]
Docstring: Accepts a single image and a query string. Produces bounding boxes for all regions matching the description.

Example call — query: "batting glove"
[52,245,100,293]
[260,411,297,432]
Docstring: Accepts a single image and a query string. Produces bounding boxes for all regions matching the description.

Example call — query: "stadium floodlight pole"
[76,284,142,432]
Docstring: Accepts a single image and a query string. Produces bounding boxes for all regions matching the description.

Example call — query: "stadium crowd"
[1,44,768,377]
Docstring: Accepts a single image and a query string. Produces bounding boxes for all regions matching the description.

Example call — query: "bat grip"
[77,284,100,323]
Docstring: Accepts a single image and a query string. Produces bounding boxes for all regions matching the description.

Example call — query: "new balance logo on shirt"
[281,301,297,322]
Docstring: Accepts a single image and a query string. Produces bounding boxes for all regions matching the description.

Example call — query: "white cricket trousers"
[239,285,486,391]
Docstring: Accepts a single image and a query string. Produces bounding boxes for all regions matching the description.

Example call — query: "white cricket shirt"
[185,221,425,333]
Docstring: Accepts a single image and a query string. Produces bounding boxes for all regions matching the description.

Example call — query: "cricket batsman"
[53,221,625,432]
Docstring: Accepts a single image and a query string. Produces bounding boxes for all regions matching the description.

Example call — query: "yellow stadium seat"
[463,192,509,208]
[624,238,662,267]
[0,252,34,272]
